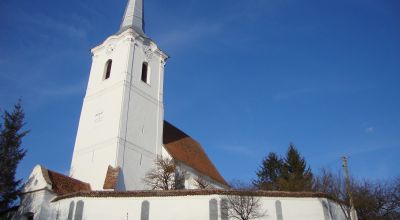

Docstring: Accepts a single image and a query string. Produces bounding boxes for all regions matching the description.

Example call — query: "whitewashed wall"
[15,190,56,220]
[177,162,227,189]
[70,29,168,191]
[41,195,346,220]
[15,166,57,220]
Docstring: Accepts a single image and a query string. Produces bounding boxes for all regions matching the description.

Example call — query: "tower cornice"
[91,29,169,61]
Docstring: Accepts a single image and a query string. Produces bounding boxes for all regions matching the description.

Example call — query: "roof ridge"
[46,168,90,186]
[39,165,52,185]
[39,166,91,195]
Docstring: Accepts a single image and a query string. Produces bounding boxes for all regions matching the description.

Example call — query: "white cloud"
[365,127,375,134]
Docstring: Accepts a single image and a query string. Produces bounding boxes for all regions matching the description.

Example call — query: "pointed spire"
[120,0,145,36]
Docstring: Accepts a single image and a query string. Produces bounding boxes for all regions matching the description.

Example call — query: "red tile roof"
[42,167,91,195]
[163,121,228,186]
[103,166,120,190]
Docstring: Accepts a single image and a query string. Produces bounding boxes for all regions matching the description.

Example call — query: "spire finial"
[120,0,145,35]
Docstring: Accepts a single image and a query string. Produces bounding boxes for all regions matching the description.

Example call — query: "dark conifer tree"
[253,152,283,190]
[279,143,313,192]
[0,101,29,211]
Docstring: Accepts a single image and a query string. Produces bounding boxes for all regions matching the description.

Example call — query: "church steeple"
[120,0,145,35]
[70,0,168,191]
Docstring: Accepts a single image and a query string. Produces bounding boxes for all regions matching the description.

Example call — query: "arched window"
[141,200,150,220]
[209,199,218,220]
[275,200,283,220]
[104,59,112,80]
[74,200,84,220]
[67,201,75,220]
[141,62,149,84]
[220,199,229,220]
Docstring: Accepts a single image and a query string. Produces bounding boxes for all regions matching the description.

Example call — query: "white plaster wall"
[15,166,58,220]
[270,197,324,220]
[70,85,124,189]
[50,195,347,220]
[70,29,168,190]
[177,162,227,189]
[115,33,166,190]
[117,140,156,190]
[18,167,345,220]
[22,166,50,193]
[15,190,56,220]
[70,32,132,189]
[321,199,349,220]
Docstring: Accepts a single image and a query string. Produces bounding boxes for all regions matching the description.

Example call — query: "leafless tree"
[143,157,186,190]
[194,175,213,189]
[222,182,266,220]
[174,168,187,190]
[352,178,400,220]
[222,192,266,220]
[314,169,400,220]
[314,169,352,219]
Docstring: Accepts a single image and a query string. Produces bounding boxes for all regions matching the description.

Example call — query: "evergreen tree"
[0,101,29,211]
[254,144,313,192]
[279,143,313,192]
[253,152,283,190]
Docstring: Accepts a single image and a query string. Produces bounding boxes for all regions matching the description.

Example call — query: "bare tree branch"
[222,191,266,220]
[143,157,186,190]
[314,169,400,220]
[194,175,213,189]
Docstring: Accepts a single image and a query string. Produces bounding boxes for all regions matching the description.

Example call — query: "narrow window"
[141,62,149,84]
[74,200,84,220]
[209,199,218,220]
[67,201,75,220]
[104,59,112,80]
[220,199,229,220]
[141,200,150,220]
[275,200,283,220]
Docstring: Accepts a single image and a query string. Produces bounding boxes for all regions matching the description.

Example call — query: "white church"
[13,0,348,219]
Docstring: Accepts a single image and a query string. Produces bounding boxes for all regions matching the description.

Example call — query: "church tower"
[70,0,168,190]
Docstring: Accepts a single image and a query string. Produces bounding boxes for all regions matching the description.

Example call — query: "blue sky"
[1,0,399,184]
